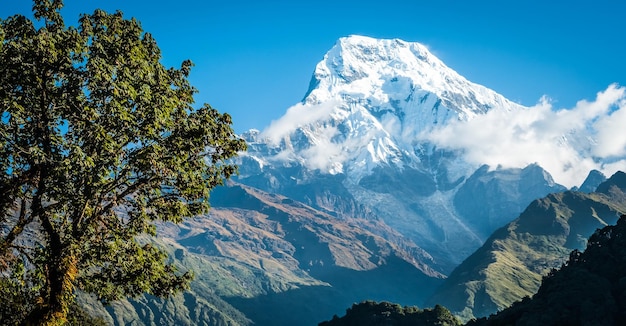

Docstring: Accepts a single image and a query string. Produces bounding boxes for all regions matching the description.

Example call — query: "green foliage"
[0,0,246,324]
[0,262,106,326]
[318,300,461,326]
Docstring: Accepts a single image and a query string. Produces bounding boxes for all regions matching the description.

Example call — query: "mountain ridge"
[427,171,626,320]
[468,212,626,325]
[84,182,445,325]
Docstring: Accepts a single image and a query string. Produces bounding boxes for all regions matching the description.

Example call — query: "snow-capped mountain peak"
[305,35,522,119]
[236,35,572,266]
[253,35,524,179]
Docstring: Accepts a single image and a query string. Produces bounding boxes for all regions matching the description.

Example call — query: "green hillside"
[427,172,626,321]
[319,214,626,326]
[468,213,626,325]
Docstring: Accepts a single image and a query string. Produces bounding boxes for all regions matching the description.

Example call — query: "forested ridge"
[320,214,626,326]
[468,214,626,325]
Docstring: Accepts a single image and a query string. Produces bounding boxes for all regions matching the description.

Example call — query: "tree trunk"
[27,181,77,326]
[25,254,77,326]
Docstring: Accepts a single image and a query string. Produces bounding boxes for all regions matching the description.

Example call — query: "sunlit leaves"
[0,0,246,324]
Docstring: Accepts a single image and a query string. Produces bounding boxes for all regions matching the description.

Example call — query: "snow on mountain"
[304,35,519,116]
[234,35,571,267]
[253,35,525,181]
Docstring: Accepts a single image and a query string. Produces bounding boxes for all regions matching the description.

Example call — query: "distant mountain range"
[81,35,626,325]
[80,182,444,325]
[319,180,626,326]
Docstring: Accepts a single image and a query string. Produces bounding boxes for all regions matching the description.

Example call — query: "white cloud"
[261,100,339,144]
[593,96,626,158]
[299,125,346,173]
[421,84,626,188]
[260,99,350,173]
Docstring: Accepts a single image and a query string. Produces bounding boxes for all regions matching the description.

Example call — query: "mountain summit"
[305,35,521,117]
[238,35,564,268]
[255,35,525,180]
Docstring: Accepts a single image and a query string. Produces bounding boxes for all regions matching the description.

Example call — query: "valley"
[83,36,626,325]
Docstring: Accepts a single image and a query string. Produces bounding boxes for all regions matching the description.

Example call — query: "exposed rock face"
[88,183,444,326]
[578,169,607,193]
[454,164,567,239]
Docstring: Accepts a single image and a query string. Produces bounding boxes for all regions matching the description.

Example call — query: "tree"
[318,301,461,326]
[0,0,247,324]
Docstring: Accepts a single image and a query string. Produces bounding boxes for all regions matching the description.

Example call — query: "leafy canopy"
[318,301,461,326]
[0,0,246,324]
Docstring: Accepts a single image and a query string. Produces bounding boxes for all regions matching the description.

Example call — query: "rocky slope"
[83,182,444,326]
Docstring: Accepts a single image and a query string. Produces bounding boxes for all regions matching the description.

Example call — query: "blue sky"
[2,0,625,133]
